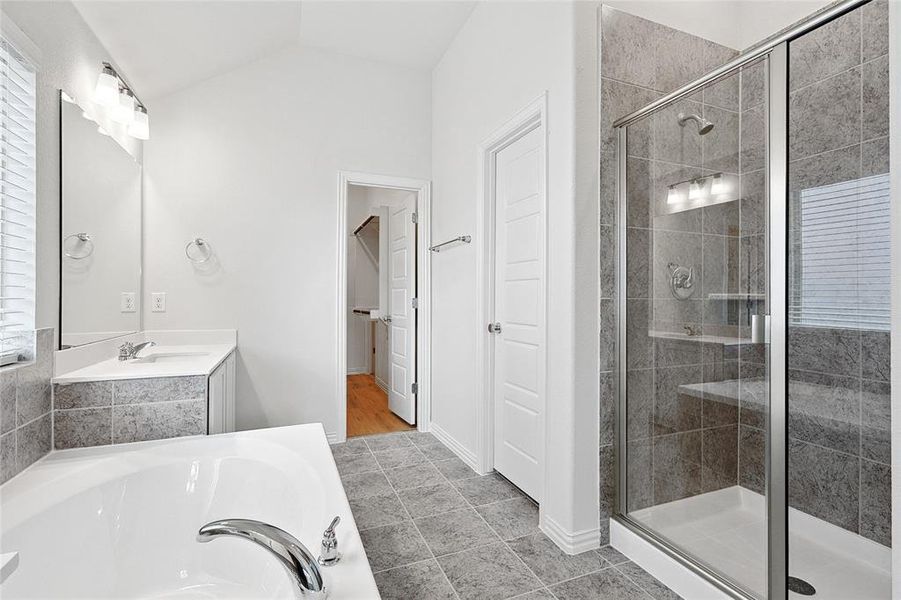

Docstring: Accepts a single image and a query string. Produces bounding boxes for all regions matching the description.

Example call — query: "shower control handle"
[488,322,502,334]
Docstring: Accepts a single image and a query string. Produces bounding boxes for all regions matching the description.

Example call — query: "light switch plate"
[121,292,136,313]
[151,292,166,312]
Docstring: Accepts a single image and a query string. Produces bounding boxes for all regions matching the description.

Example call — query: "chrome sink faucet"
[197,519,327,599]
[118,341,156,361]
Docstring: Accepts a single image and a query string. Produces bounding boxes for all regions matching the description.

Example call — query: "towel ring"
[185,237,213,264]
[64,233,94,259]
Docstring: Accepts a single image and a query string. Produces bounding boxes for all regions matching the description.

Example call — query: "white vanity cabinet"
[208,351,236,434]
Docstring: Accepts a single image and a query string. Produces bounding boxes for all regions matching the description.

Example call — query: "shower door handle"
[751,314,770,344]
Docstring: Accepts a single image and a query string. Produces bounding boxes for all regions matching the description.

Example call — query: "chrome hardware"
[318,516,341,566]
[429,235,471,252]
[683,325,700,337]
[487,322,502,334]
[63,232,94,259]
[668,262,694,300]
[197,519,327,599]
[751,314,770,344]
[118,341,156,361]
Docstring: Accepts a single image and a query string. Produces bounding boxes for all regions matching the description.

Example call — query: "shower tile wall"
[599,5,743,529]
[782,0,891,547]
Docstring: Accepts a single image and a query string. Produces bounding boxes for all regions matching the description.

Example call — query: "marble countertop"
[52,343,236,384]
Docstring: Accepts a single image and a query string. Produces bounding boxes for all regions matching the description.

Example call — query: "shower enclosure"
[613,0,891,598]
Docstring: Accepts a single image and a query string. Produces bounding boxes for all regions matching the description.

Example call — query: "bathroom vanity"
[51,331,237,449]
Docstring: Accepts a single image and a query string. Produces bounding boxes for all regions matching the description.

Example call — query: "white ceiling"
[73,1,476,101]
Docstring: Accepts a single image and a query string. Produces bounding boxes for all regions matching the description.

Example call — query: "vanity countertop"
[52,343,236,384]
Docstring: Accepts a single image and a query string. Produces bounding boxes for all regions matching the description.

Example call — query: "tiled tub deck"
[332,431,682,599]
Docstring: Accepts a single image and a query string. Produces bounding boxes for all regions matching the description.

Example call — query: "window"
[789,173,891,331]
[0,34,36,366]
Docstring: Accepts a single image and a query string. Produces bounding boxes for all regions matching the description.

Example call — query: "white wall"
[143,45,430,436]
[430,1,600,548]
[1,1,143,337]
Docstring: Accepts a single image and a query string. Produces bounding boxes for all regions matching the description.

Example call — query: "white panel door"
[388,196,417,424]
[492,126,545,501]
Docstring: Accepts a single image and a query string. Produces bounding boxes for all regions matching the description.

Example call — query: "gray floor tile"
[374,446,428,470]
[549,567,648,600]
[437,542,543,600]
[349,490,409,531]
[334,451,380,476]
[476,497,539,541]
[453,473,525,506]
[384,462,444,490]
[511,591,556,600]
[616,561,682,599]
[596,545,629,566]
[374,559,457,600]
[405,431,440,447]
[507,532,607,585]
[415,507,500,556]
[331,438,371,458]
[341,470,394,500]
[359,521,431,573]
[419,442,458,462]
[398,482,469,518]
[433,456,480,481]
[365,432,414,452]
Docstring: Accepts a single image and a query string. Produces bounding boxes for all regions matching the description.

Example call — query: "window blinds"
[790,173,891,331]
[0,36,36,365]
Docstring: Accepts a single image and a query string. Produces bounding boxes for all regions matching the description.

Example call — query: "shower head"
[677,112,714,135]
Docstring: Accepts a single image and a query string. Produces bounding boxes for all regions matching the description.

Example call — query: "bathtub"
[0,424,379,599]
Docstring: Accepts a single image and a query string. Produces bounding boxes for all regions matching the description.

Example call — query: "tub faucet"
[197,519,326,599]
[118,341,156,361]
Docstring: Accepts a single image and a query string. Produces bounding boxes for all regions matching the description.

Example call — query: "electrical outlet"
[121,292,136,313]
[151,292,166,313]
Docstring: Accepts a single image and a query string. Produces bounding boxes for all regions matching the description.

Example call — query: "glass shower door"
[618,56,772,598]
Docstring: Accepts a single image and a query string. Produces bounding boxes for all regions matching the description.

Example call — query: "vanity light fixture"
[688,178,705,200]
[91,62,150,139]
[93,64,119,107]
[128,105,150,140]
[710,173,727,195]
[666,184,683,205]
[113,89,136,124]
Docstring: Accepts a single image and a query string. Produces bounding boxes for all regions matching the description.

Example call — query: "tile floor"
[332,431,682,599]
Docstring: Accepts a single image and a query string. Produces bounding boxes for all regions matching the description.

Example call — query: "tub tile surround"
[338,431,682,600]
[53,377,208,449]
[0,328,54,484]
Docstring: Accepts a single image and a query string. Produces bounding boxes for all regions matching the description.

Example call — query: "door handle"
[487,322,502,334]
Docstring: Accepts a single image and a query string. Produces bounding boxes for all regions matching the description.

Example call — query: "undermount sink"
[132,352,210,364]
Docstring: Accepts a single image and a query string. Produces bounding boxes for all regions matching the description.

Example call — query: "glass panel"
[622,58,770,598]
[786,3,891,598]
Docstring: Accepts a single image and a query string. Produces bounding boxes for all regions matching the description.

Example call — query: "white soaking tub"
[0,424,378,599]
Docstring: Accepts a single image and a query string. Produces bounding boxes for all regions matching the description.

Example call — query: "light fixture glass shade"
[128,106,150,140]
[710,174,727,195]
[666,185,682,205]
[113,89,136,124]
[97,125,110,137]
[93,67,119,107]
[688,179,704,200]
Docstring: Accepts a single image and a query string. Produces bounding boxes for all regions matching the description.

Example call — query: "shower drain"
[788,576,816,596]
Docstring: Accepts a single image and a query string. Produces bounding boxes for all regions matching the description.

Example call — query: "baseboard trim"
[326,431,340,444]
[429,423,481,473]
[540,513,600,555]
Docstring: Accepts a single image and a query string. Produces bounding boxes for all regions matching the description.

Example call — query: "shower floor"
[628,486,890,599]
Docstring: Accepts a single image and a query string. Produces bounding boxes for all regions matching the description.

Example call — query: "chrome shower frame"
[612,1,874,598]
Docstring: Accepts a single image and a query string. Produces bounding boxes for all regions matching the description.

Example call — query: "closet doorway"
[337,173,431,440]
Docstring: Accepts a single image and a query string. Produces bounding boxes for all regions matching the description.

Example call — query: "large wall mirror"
[60,92,142,348]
